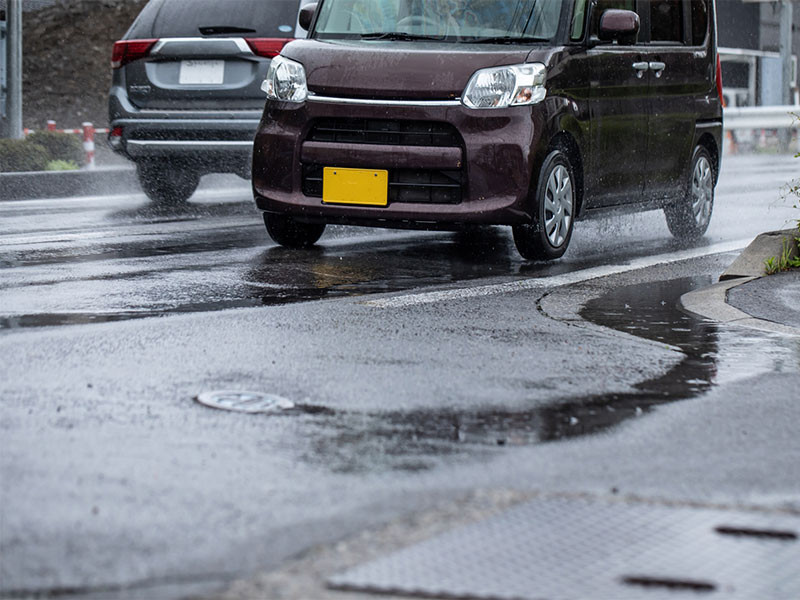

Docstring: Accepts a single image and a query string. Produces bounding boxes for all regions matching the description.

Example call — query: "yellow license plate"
[322,167,389,207]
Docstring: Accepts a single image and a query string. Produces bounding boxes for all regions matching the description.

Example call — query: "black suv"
[109,0,303,204]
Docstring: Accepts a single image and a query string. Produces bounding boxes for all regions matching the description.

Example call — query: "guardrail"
[723,106,799,130]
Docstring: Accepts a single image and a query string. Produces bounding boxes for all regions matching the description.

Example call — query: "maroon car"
[252,0,723,259]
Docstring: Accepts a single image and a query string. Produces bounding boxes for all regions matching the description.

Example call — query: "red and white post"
[47,120,57,131]
[82,122,96,169]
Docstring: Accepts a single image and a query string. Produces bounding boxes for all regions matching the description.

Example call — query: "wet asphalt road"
[1,154,799,598]
[1,155,798,329]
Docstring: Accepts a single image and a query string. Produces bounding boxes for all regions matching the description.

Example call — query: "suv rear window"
[127,0,298,39]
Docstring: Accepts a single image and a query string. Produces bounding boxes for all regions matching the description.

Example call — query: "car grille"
[306,118,461,147]
[302,165,463,205]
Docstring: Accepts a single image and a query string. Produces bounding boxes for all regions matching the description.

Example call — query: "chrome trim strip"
[126,140,253,155]
[115,119,260,125]
[128,140,253,146]
[134,110,262,116]
[307,95,462,107]
[151,37,252,54]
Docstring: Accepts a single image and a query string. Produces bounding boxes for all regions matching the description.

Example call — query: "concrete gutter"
[0,166,138,201]
[679,229,800,336]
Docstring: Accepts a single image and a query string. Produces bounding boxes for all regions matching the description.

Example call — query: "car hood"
[282,40,547,100]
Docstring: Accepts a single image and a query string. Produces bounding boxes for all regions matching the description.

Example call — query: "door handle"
[632,62,649,79]
[649,61,666,78]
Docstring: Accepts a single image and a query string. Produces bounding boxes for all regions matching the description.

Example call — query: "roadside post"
[779,0,795,151]
[5,0,22,139]
[0,18,7,137]
[82,122,96,169]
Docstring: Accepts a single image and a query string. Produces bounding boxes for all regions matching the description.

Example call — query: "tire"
[512,149,576,260]
[665,146,714,241]
[137,161,200,205]
[263,213,326,248]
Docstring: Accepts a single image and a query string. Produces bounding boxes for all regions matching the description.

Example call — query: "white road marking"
[362,238,751,309]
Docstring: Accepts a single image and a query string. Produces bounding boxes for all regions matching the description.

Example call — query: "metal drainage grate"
[195,390,295,414]
[328,497,800,600]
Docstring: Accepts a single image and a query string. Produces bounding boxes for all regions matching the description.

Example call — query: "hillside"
[21,0,148,130]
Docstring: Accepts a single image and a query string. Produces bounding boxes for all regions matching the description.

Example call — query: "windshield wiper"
[199,25,257,36]
[360,31,444,41]
[467,36,547,44]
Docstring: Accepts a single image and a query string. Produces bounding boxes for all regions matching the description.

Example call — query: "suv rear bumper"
[108,87,261,171]
[116,133,257,158]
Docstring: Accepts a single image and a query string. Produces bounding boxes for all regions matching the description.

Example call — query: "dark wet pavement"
[728,270,800,330]
[1,154,798,331]
[298,275,799,473]
[2,155,800,598]
[0,194,697,329]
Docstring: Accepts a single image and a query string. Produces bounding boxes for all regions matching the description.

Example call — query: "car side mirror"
[299,2,318,31]
[598,9,639,45]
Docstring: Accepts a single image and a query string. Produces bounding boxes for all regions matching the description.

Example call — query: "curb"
[679,230,800,336]
[0,166,138,201]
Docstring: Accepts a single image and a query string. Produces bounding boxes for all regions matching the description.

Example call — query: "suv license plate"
[179,60,225,85]
[323,168,389,206]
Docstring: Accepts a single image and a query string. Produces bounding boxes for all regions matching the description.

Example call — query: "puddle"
[302,276,799,473]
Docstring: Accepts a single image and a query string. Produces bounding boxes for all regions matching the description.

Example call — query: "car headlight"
[261,55,308,103]
[462,63,546,109]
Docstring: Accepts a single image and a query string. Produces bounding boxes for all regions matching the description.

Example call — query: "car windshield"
[313,0,564,42]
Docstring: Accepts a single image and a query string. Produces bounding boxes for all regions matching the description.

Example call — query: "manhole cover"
[196,390,295,413]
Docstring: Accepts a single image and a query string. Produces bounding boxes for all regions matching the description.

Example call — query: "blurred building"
[717,0,798,106]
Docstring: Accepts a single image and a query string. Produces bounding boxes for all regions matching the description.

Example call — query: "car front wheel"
[665,146,715,240]
[137,161,200,205]
[263,213,326,248]
[512,149,576,260]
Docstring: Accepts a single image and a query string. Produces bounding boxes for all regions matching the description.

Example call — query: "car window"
[690,0,708,45]
[649,0,683,43]
[129,0,300,39]
[314,0,564,42]
[571,0,588,40]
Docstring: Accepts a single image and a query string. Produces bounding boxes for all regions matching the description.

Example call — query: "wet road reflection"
[244,228,520,305]
[0,211,726,330]
[300,277,798,473]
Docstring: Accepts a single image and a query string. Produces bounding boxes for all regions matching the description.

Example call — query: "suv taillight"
[108,126,123,150]
[716,55,724,106]
[245,38,294,58]
[111,39,157,69]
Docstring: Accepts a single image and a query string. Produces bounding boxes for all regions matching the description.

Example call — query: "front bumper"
[252,97,547,228]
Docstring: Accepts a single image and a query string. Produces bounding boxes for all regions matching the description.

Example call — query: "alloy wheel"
[544,164,574,248]
[691,156,713,231]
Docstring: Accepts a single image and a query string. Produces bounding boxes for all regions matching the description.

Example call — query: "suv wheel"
[264,213,326,248]
[665,146,714,240]
[137,161,200,205]
[513,149,576,260]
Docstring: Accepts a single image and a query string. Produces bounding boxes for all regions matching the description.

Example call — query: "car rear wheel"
[137,161,200,205]
[512,149,576,260]
[665,146,714,240]
[263,213,326,248]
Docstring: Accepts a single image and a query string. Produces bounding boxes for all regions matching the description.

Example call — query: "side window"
[650,0,683,43]
[690,0,708,45]
[571,0,588,40]
[590,0,639,41]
